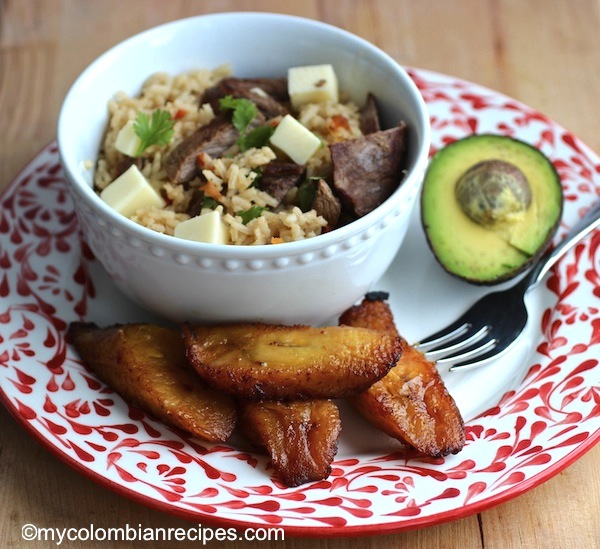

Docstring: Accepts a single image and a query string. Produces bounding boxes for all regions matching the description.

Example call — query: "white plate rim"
[0,67,598,536]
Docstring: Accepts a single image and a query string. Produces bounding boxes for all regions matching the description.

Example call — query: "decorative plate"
[0,68,598,536]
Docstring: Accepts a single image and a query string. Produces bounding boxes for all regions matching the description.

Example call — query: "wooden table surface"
[1,1,599,547]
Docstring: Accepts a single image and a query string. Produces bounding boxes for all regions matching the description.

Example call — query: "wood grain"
[1,1,599,547]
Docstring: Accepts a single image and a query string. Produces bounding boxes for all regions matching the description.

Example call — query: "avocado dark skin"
[421,134,563,285]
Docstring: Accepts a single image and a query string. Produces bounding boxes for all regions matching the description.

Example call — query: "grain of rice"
[131,208,189,236]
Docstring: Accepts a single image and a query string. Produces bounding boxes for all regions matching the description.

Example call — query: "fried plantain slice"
[339,293,465,457]
[182,323,402,401]
[68,322,236,442]
[237,399,341,487]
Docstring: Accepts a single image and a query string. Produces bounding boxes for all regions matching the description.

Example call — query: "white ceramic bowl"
[57,12,430,325]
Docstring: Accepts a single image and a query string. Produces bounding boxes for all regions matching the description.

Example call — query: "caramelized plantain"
[68,322,236,442]
[237,399,341,487]
[339,294,465,457]
[182,323,401,400]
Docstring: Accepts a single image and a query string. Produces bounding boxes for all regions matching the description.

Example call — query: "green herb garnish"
[219,95,274,152]
[219,96,258,135]
[249,166,264,188]
[200,196,219,210]
[237,205,266,225]
[238,125,275,152]
[296,178,319,212]
[133,109,175,157]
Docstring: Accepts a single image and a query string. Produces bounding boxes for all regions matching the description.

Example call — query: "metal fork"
[415,200,600,371]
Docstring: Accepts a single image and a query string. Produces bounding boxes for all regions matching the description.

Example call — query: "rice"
[130,208,189,236]
[94,66,363,245]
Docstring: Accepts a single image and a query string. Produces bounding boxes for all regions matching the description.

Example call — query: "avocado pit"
[455,159,532,226]
[420,134,564,285]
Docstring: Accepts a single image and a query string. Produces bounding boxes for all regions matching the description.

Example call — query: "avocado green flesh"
[422,135,563,283]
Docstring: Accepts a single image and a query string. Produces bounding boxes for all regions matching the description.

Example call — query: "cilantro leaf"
[218,95,274,151]
[219,96,258,135]
[297,179,319,212]
[200,196,219,210]
[133,109,175,157]
[249,166,263,188]
[237,205,266,225]
[237,125,275,152]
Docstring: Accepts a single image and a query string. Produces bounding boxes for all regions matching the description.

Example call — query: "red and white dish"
[1,68,598,536]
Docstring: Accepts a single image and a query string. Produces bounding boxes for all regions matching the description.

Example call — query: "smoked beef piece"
[113,156,144,179]
[312,179,341,228]
[359,93,381,135]
[166,112,264,184]
[201,77,290,118]
[202,77,289,102]
[186,188,207,218]
[330,123,407,217]
[166,114,238,183]
[259,162,305,203]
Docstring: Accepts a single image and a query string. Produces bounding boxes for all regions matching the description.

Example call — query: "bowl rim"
[57,11,431,259]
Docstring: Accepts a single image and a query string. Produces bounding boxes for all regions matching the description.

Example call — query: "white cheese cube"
[174,210,229,244]
[288,64,339,109]
[100,164,165,217]
[114,119,142,157]
[269,114,321,165]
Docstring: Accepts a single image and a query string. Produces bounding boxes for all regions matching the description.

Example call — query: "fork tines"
[417,317,508,372]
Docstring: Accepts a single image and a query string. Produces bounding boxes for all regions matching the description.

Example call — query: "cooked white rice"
[94,66,362,244]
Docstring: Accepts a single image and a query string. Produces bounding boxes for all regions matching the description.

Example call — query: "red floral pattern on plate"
[0,68,598,536]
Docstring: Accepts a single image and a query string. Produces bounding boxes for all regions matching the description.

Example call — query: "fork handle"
[529,199,600,288]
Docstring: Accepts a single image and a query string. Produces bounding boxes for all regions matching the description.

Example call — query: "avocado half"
[421,134,564,284]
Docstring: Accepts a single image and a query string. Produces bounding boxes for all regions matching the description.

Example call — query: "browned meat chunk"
[259,161,305,203]
[202,77,290,118]
[113,155,144,179]
[312,178,341,228]
[165,114,238,183]
[166,112,265,184]
[330,123,407,217]
[202,77,289,103]
[359,92,381,134]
